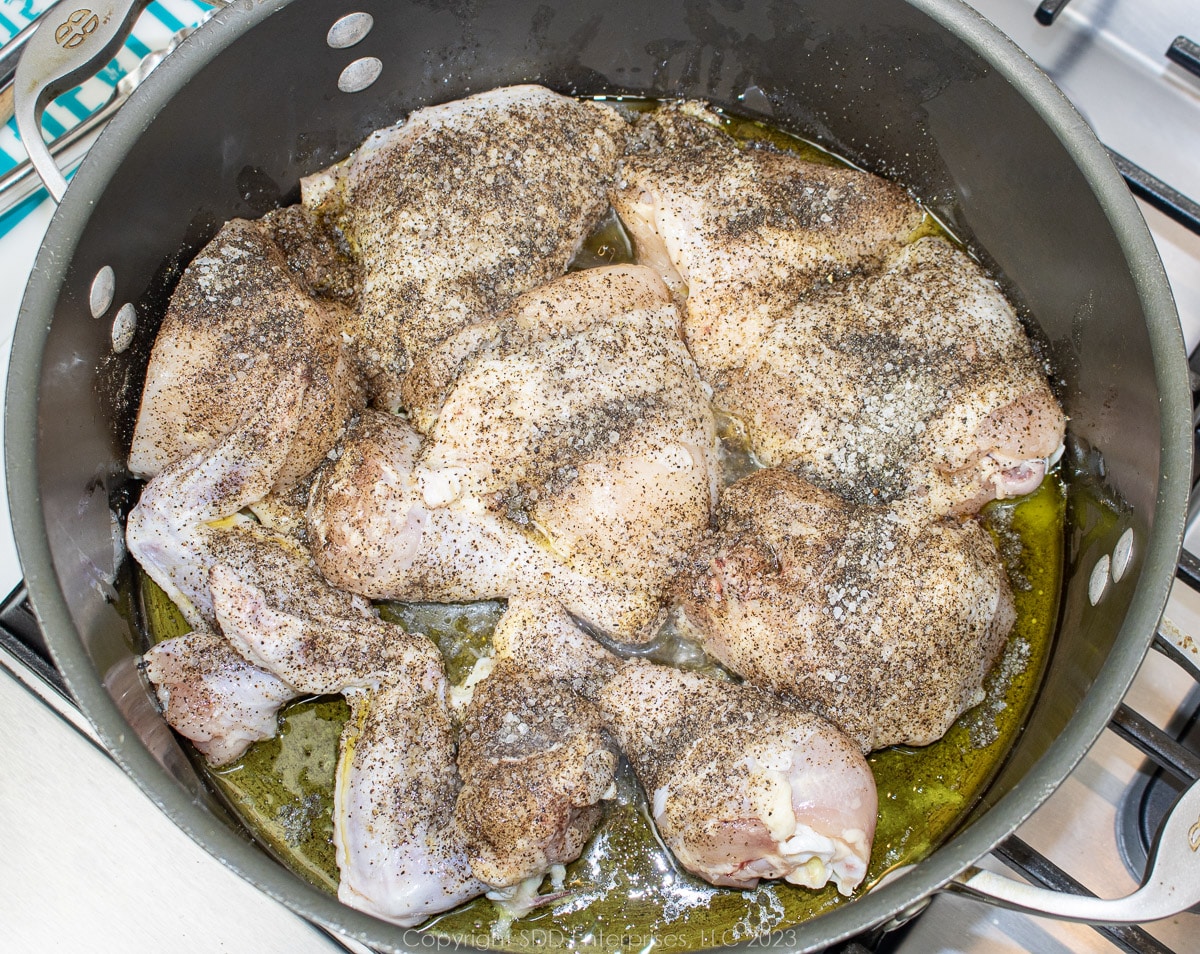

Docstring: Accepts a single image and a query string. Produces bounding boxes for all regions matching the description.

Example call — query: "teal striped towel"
[0,0,216,228]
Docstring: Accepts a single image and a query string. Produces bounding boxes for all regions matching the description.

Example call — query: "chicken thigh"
[679,467,1015,751]
[612,101,923,376]
[492,599,877,895]
[302,85,627,409]
[719,237,1065,513]
[128,219,363,492]
[308,265,719,643]
[598,661,876,895]
[453,655,618,891]
[613,102,1064,515]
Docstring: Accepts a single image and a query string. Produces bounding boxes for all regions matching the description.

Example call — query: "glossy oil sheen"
[139,473,1063,952]
[134,104,1066,951]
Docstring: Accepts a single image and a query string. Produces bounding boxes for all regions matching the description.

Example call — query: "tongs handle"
[13,0,153,203]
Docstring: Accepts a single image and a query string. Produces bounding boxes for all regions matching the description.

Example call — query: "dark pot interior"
[6,0,1190,950]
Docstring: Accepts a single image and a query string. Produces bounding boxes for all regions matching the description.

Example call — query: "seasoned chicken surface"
[453,656,618,889]
[613,103,1064,515]
[720,237,1065,513]
[598,661,876,895]
[208,556,485,925]
[335,682,483,926]
[612,101,924,376]
[132,368,372,762]
[302,85,627,409]
[141,628,295,767]
[492,599,876,895]
[308,265,719,643]
[128,220,363,491]
[679,467,1015,751]
[127,370,310,629]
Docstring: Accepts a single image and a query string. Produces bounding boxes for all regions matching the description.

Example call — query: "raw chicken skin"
[612,101,924,377]
[491,598,876,895]
[612,102,1064,515]
[453,656,618,889]
[302,85,627,409]
[679,467,1015,751]
[208,561,485,925]
[127,369,309,630]
[134,368,381,765]
[308,265,719,643]
[128,219,362,492]
[599,661,876,895]
[335,682,484,926]
[141,628,294,767]
[721,237,1065,513]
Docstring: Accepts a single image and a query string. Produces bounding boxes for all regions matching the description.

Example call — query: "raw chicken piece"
[719,237,1065,513]
[612,101,923,377]
[308,265,719,643]
[336,682,483,926]
[613,103,1064,515]
[209,564,420,695]
[141,628,294,767]
[453,656,618,889]
[127,369,310,629]
[208,561,485,925]
[491,596,620,696]
[140,521,379,767]
[302,84,627,409]
[132,369,375,763]
[598,661,876,895]
[492,599,877,895]
[679,467,1015,752]
[128,219,363,491]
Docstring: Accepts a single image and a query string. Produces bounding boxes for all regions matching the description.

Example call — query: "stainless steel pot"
[6,0,1192,950]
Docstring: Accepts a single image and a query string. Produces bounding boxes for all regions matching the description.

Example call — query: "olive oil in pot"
[134,103,1066,952]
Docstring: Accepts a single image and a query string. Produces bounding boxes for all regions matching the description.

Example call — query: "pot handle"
[943,775,1200,923]
[12,0,155,203]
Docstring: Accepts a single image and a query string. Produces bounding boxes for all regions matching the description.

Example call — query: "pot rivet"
[112,303,137,354]
[1089,554,1111,606]
[327,12,374,49]
[338,57,382,93]
[89,266,114,319]
[1112,528,1135,582]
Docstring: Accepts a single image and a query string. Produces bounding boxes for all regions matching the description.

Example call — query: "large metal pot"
[6,0,1191,950]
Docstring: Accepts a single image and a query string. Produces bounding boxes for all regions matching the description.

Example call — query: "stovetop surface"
[3,1,1200,952]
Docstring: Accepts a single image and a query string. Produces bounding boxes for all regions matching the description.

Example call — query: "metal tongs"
[2,0,224,214]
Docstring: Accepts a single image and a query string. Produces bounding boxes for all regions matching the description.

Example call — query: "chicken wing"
[208,558,485,926]
[679,467,1015,751]
[133,369,372,761]
[141,627,295,767]
[302,85,627,409]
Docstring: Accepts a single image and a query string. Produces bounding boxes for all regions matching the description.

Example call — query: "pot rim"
[4,0,1191,950]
